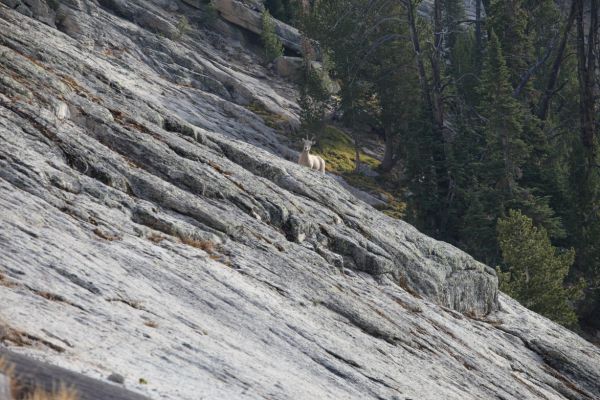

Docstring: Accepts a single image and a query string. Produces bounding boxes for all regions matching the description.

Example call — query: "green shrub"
[261,10,284,62]
[175,16,190,40]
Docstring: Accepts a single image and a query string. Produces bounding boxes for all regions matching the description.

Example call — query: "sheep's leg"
[317,158,325,174]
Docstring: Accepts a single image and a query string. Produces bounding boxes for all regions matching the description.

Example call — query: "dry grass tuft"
[144,320,159,328]
[0,325,30,348]
[180,237,215,253]
[0,356,15,377]
[23,385,78,400]
[147,232,165,244]
[1,357,78,400]
[106,297,144,310]
[34,291,64,302]
[92,228,120,241]
[0,272,18,288]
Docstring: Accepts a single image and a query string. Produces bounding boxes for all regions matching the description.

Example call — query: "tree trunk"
[354,137,361,172]
[406,0,433,112]
[431,0,445,135]
[475,0,482,70]
[575,0,597,158]
[379,127,397,172]
[406,0,452,235]
[538,1,576,122]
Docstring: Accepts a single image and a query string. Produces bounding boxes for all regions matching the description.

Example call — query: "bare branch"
[513,38,557,98]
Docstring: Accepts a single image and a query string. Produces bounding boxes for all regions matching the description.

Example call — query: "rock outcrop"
[0,1,598,400]
[211,0,303,53]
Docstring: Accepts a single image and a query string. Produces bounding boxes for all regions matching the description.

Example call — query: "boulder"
[0,0,20,8]
[273,55,303,79]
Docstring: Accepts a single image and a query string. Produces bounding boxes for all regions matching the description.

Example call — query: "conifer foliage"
[297,0,600,333]
[497,210,582,327]
[261,10,284,62]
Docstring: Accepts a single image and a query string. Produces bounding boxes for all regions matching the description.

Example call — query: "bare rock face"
[273,55,303,79]
[0,1,598,400]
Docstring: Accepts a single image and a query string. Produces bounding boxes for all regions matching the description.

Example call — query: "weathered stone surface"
[0,373,11,400]
[0,2,597,400]
[1,0,20,8]
[273,55,302,79]
[1,349,150,399]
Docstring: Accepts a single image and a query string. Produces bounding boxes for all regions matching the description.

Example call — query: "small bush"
[261,11,284,62]
[175,16,190,40]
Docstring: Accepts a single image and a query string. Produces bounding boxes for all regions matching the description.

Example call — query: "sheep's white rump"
[298,138,325,173]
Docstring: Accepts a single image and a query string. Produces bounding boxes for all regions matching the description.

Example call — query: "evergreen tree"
[369,4,421,172]
[297,49,330,139]
[297,0,600,334]
[459,31,529,262]
[478,31,528,192]
[488,0,533,89]
[261,11,284,62]
[497,209,582,327]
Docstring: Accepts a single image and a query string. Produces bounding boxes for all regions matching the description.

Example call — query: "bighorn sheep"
[298,137,326,174]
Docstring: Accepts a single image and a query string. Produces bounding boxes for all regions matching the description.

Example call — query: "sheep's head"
[302,137,315,152]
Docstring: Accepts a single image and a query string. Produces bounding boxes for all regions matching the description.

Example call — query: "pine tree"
[458,31,528,262]
[488,0,533,89]
[261,11,284,62]
[478,31,528,194]
[497,210,582,327]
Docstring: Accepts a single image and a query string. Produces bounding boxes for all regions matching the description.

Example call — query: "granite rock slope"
[0,1,598,400]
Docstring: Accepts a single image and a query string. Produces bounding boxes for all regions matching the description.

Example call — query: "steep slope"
[0,1,598,400]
